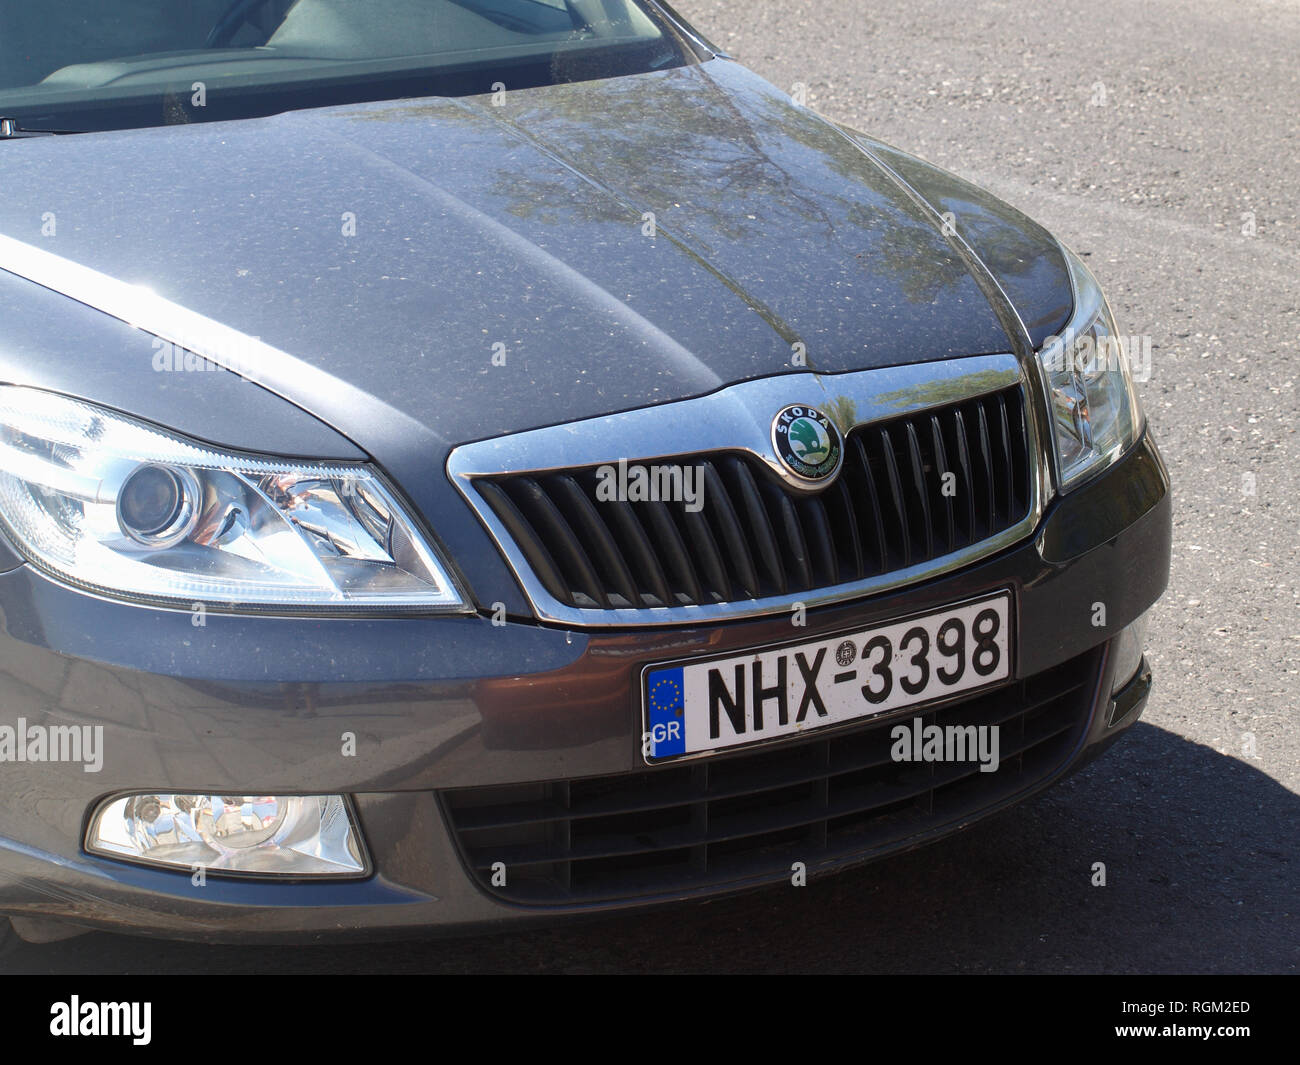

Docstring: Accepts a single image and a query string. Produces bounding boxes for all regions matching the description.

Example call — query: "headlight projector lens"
[116,463,198,547]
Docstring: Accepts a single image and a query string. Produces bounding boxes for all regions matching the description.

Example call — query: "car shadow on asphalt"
[6,721,1297,973]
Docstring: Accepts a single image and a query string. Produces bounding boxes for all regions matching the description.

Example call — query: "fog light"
[1110,611,1150,694]
[86,794,367,877]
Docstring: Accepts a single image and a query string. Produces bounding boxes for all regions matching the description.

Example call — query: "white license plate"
[642,591,1013,763]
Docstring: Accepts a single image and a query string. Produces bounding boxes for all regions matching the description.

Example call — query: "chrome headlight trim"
[450,354,1052,628]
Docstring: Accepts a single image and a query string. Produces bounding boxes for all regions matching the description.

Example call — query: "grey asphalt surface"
[7,0,1299,973]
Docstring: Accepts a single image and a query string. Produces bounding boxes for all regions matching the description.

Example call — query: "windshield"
[0,0,702,134]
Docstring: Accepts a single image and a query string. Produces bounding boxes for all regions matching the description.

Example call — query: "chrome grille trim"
[448,355,1054,627]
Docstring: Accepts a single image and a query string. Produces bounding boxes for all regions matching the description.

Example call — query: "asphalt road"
[7,0,1298,973]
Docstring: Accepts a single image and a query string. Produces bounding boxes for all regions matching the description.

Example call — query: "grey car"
[0,0,1168,947]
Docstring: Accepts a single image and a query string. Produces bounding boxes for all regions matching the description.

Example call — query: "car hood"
[0,58,1069,453]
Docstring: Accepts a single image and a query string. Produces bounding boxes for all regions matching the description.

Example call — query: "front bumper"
[0,430,1170,942]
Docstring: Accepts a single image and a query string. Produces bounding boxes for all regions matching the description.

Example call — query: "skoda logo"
[772,404,843,485]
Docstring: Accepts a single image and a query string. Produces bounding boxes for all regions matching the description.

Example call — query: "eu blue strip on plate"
[645,666,686,758]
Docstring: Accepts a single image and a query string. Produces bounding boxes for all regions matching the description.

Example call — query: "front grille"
[476,386,1031,610]
[441,649,1099,906]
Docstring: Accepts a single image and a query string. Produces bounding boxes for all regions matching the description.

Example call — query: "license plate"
[642,591,1013,763]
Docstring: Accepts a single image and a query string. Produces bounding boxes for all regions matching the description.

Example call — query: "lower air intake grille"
[441,649,1099,906]
[475,386,1031,611]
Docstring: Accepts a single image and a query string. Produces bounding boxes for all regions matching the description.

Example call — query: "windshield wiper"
[0,118,81,138]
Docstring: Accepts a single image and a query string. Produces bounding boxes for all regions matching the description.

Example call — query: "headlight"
[1036,247,1144,489]
[0,386,466,612]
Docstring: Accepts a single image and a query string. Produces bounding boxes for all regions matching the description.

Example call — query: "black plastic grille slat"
[477,387,1031,611]
[701,462,760,599]
[475,480,571,606]
[724,457,787,596]
[849,434,889,575]
[1002,392,1030,522]
[762,480,815,591]
[904,422,934,561]
[600,496,674,607]
[799,493,839,587]
[973,403,998,537]
[443,649,1099,904]
[679,502,731,602]
[503,476,608,608]
[877,428,913,569]
[990,396,1011,525]
[950,409,980,544]
[929,414,957,554]
[640,499,703,605]
[546,475,641,608]
[829,477,866,581]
